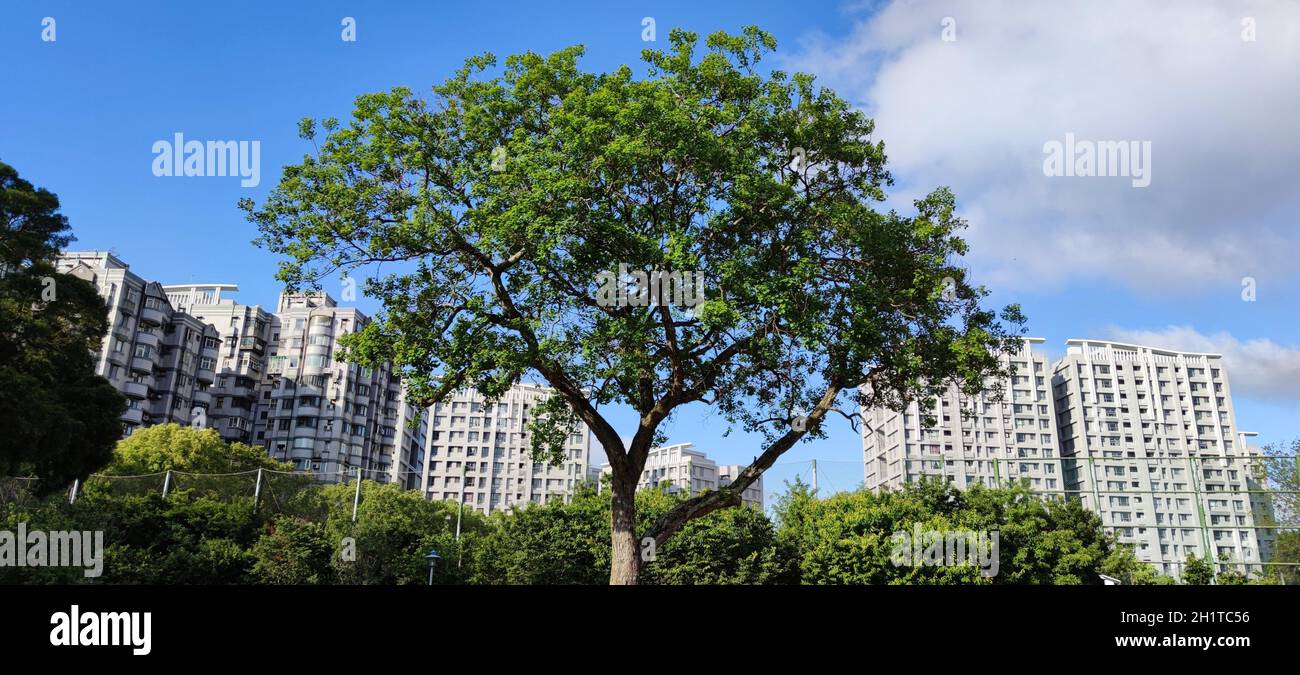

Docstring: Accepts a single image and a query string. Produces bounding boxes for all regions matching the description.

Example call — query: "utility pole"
[811,459,818,496]
[456,461,467,567]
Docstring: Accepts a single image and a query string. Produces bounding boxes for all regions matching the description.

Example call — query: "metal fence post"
[352,467,362,522]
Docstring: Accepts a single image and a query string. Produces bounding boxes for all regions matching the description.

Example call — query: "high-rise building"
[1238,430,1276,566]
[861,337,1062,493]
[421,383,590,514]
[602,442,764,509]
[253,292,426,486]
[1052,339,1265,576]
[862,337,1271,578]
[163,284,271,444]
[57,251,222,436]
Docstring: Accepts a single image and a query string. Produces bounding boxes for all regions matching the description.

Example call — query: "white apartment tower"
[253,293,427,486]
[421,383,591,514]
[1052,339,1265,576]
[861,337,1062,493]
[163,284,271,443]
[602,442,764,509]
[57,252,222,436]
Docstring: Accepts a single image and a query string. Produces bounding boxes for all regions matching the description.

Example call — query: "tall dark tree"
[0,161,125,494]
[243,27,1025,583]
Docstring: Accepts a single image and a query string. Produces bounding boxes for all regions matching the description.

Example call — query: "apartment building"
[253,292,426,486]
[1053,339,1265,576]
[163,284,271,444]
[57,252,222,435]
[718,464,766,509]
[1238,431,1276,565]
[602,442,764,509]
[861,337,1062,494]
[420,383,590,514]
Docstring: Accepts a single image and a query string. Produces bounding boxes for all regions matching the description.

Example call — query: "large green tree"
[242,27,1024,583]
[0,160,125,495]
[104,423,290,476]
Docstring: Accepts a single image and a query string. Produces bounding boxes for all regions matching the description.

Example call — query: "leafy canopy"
[0,160,125,493]
[104,423,290,476]
[243,26,1023,460]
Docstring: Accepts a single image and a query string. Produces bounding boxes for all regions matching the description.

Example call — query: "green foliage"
[1269,530,1300,585]
[0,160,125,495]
[104,423,291,475]
[467,483,794,584]
[321,481,484,584]
[1182,554,1214,585]
[774,479,1168,585]
[1101,546,1176,585]
[469,484,611,584]
[249,517,332,585]
[242,22,1025,445]
[241,26,1026,581]
[0,490,261,584]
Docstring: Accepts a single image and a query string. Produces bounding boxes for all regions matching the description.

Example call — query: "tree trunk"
[609,476,641,585]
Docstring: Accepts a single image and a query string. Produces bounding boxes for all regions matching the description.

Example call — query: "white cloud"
[1105,325,1300,401]
[784,0,1300,293]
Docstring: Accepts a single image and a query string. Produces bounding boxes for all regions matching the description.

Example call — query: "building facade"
[57,252,222,436]
[420,383,591,514]
[253,292,426,486]
[1052,339,1266,576]
[861,337,1062,494]
[59,254,436,490]
[163,284,271,444]
[603,442,764,509]
[860,336,1273,578]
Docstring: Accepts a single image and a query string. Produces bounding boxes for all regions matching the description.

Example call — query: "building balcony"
[120,408,144,424]
[239,337,266,353]
[123,381,150,398]
[130,357,154,374]
[195,367,215,384]
[308,319,333,336]
[135,332,160,349]
[139,306,168,326]
[192,390,212,406]
[225,385,255,399]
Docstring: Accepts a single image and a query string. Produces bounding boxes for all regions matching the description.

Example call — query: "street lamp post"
[425,549,441,586]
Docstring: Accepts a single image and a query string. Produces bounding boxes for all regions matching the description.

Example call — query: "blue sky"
[3,1,1297,498]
